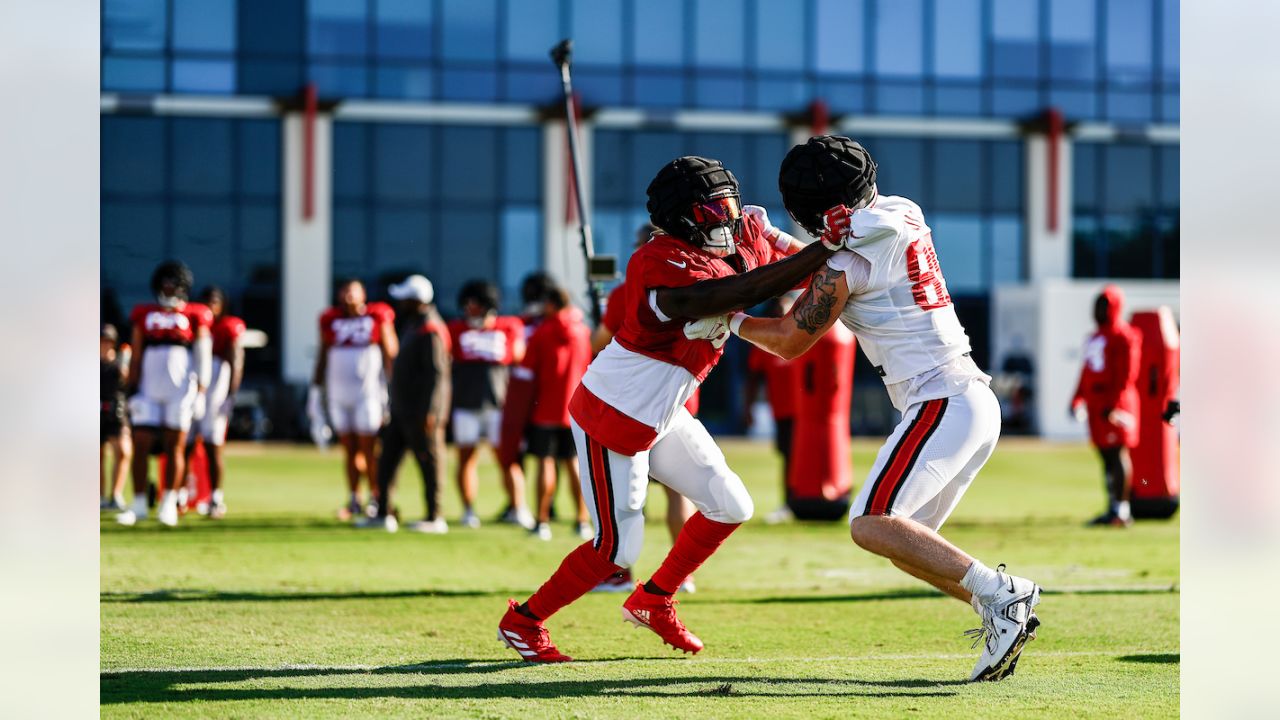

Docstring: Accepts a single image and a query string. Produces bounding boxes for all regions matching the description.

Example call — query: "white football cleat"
[354,515,398,532]
[967,566,1041,682]
[157,491,180,527]
[460,509,481,529]
[763,505,793,525]
[516,507,537,530]
[409,518,448,534]
[532,522,553,541]
[574,521,594,541]
[115,509,140,526]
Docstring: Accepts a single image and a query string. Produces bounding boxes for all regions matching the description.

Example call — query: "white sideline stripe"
[101,648,1176,675]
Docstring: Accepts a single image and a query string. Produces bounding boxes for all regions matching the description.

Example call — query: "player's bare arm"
[229,336,245,397]
[379,317,398,381]
[734,262,850,360]
[653,240,835,321]
[127,325,145,394]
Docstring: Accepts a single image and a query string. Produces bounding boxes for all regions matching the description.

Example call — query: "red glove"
[820,205,853,251]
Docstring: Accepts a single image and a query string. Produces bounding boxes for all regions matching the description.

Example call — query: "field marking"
[102,648,1178,676]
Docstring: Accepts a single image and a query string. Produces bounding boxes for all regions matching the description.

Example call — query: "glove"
[307,385,332,449]
[1070,401,1087,423]
[1162,399,1180,424]
[742,205,778,239]
[683,315,731,349]
[820,204,854,251]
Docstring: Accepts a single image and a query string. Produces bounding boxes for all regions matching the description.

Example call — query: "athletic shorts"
[328,393,385,436]
[196,358,232,445]
[526,425,576,460]
[130,381,199,433]
[101,411,124,443]
[850,382,1001,531]
[572,407,753,568]
[452,407,501,446]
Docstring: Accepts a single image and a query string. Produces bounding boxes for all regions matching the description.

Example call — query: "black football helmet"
[646,156,743,257]
[150,260,193,306]
[778,135,878,236]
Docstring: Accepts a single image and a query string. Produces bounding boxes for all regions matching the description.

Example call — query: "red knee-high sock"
[524,541,621,621]
[648,512,740,594]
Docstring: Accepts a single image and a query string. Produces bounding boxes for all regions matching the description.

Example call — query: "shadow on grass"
[1117,653,1179,664]
[101,588,516,604]
[101,662,963,704]
[714,585,1179,605]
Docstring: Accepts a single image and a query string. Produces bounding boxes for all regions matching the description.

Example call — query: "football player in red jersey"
[187,286,244,519]
[116,260,213,527]
[1070,285,1141,527]
[498,156,841,662]
[447,280,526,529]
[310,279,398,520]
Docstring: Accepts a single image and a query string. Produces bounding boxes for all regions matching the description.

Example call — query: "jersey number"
[905,235,952,310]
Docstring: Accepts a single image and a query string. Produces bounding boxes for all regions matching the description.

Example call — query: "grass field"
[101,438,1179,718]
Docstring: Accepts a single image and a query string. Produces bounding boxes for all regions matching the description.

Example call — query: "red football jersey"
[601,282,628,334]
[616,213,786,382]
[748,345,797,420]
[211,315,246,362]
[520,308,592,427]
[130,302,213,346]
[1072,286,1141,448]
[319,302,394,347]
[448,316,525,365]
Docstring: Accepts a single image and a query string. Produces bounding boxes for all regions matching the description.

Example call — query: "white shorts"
[130,382,199,433]
[850,382,1001,531]
[196,359,232,445]
[452,407,502,447]
[571,407,753,568]
[328,393,384,436]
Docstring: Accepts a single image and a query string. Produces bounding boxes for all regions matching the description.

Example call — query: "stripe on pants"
[865,398,949,516]
[586,435,619,562]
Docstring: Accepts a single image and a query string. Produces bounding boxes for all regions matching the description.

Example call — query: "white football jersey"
[827,194,984,409]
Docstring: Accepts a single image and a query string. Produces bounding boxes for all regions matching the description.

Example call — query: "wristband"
[728,312,748,336]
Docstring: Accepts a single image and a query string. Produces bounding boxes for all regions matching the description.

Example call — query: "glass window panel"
[1162,91,1179,122]
[1156,212,1178,278]
[310,62,368,96]
[815,0,864,74]
[1103,213,1157,278]
[989,141,1022,213]
[633,0,684,66]
[173,0,235,51]
[439,210,499,313]
[754,77,811,110]
[1106,91,1152,122]
[933,0,982,79]
[102,56,166,92]
[172,203,236,289]
[1049,88,1099,120]
[1072,142,1099,213]
[693,76,747,109]
[503,128,542,204]
[1072,213,1102,278]
[239,120,280,198]
[875,82,925,114]
[593,131,630,206]
[372,208,433,275]
[630,131,685,199]
[866,138,925,204]
[442,0,496,61]
[333,123,369,200]
[874,0,922,77]
[1158,145,1179,211]
[172,60,236,94]
[333,205,370,278]
[1106,0,1153,85]
[816,79,866,113]
[592,210,630,275]
[102,117,166,195]
[504,0,559,61]
[102,202,166,289]
[991,87,1039,117]
[440,126,498,202]
[172,119,234,196]
[755,1,805,71]
[933,85,983,116]
[930,214,984,293]
[373,124,433,201]
[1048,0,1095,81]
[1103,144,1154,215]
[238,204,281,275]
[693,0,745,68]
[375,0,433,59]
[748,133,791,206]
[991,0,1039,79]
[575,69,625,106]
[503,70,559,103]
[239,0,304,56]
[103,0,166,51]
[501,207,544,307]
[237,60,304,95]
[990,215,1023,284]
[1161,0,1179,83]
[441,68,498,101]
[571,0,623,66]
[308,0,368,57]
[375,65,433,99]
[931,141,982,212]
[632,71,685,107]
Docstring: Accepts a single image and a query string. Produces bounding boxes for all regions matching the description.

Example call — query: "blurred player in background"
[590,223,699,593]
[117,260,212,527]
[448,280,525,529]
[185,286,244,519]
[695,136,1041,681]
[310,279,397,521]
[742,293,800,525]
[361,274,452,533]
[1070,285,1141,528]
[516,283,593,542]
[100,324,131,511]
[498,156,836,662]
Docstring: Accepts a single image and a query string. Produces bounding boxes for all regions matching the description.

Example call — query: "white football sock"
[1116,500,1131,520]
[970,593,984,615]
[212,489,224,505]
[960,561,1003,605]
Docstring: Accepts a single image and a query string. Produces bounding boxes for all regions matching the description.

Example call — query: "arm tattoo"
[792,265,842,334]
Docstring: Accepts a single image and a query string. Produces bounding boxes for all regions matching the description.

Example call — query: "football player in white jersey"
[686,136,1042,682]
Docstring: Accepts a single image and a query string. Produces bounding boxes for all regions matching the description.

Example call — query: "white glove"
[683,315,731,349]
[307,385,332,449]
[192,391,207,422]
[742,205,777,237]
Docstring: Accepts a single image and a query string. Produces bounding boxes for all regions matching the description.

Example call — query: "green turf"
[101,438,1179,718]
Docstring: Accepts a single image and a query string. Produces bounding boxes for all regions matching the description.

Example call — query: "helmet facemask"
[687,191,743,258]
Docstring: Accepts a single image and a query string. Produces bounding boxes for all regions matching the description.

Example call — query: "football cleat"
[497,599,572,663]
[592,568,633,593]
[337,499,361,522]
[460,509,481,529]
[409,518,448,534]
[531,522,553,541]
[763,505,794,525]
[621,583,704,654]
[573,521,594,541]
[678,577,697,594]
[354,515,398,532]
[157,491,180,527]
[967,566,1041,682]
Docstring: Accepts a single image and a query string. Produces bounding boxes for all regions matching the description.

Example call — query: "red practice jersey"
[603,277,701,416]
[571,213,792,454]
[747,345,797,420]
[515,308,592,428]
[211,315,246,362]
[319,302,394,347]
[130,302,213,346]
[1072,285,1141,448]
[447,316,525,366]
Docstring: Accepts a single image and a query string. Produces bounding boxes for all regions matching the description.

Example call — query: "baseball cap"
[388,274,434,304]
[101,323,119,342]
